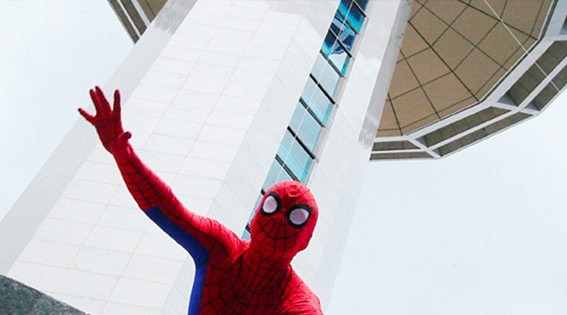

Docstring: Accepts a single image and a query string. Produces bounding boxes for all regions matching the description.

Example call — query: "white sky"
[1,1,566,314]
[329,99,567,314]
[0,0,132,221]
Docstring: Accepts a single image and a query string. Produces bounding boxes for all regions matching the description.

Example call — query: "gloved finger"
[89,89,102,114]
[113,90,121,118]
[95,86,111,114]
[78,108,95,123]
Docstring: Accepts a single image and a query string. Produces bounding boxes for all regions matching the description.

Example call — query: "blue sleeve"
[145,206,209,315]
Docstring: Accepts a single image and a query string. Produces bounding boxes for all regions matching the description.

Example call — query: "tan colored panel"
[452,5,498,45]
[503,46,526,70]
[378,99,401,132]
[409,4,447,45]
[469,0,505,17]
[501,0,546,36]
[139,1,156,20]
[500,27,535,69]
[109,0,139,42]
[520,32,537,51]
[376,129,403,137]
[422,73,473,112]
[121,0,147,35]
[401,24,429,58]
[455,48,501,96]
[406,48,451,85]
[531,0,553,37]
[423,0,467,25]
[478,22,521,67]
[401,113,438,134]
[391,88,437,129]
[370,152,433,160]
[410,1,423,20]
[438,96,476,118]
[432,26,474,69]
[476,67,506,99]
[388,59,421,98]
[138,0,168,21]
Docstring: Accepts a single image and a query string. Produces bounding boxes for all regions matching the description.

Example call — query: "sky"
[0,0,132,221]
[1,1,566,314]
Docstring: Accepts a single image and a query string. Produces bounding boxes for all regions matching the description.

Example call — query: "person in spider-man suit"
[79,87,324,315]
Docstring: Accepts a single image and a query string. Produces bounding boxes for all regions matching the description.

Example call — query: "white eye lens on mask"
[289,208,310,226]
[262,196,278,214]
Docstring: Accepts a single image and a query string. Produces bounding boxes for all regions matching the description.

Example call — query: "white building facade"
[0,1,409,314]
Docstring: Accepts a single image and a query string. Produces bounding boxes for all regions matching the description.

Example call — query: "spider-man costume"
[79,87,324,314]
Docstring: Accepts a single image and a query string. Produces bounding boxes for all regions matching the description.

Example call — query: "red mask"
[249,180,319,262]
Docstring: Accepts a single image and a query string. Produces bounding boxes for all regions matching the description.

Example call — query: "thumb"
[78,108,95,123]
[118,131,132,144]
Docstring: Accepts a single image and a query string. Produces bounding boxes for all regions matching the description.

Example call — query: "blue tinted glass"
[289,105,323,152]
[346,1,365,32]
[311,53,341,97]
[355,0,369,11]
[277,131,313,182]
[331,13,356,51]
[322,31,351,74]
[242,229,250,240]
[262,159,293,191]
[322,31,339,56]
[301,78,333,124]
[339,0,365,32]
[250,193,263,215]
[338,0,350,17]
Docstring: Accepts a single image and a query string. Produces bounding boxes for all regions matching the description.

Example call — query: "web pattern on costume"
[119,158,323,314]
[79,88,323,315]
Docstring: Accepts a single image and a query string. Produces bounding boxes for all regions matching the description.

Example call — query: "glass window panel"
[251,193,263,215]
[289,105,323,152]
[301,78,333,124]
[311,53,341,97]
[346,4,364,32]
[331,13,356,52]
[339,0,365,32]
[242,228,250,240]
[338,0,350,18]
[277,131,313,182]
[354,0,369,11]
[322,31,338,56]
[243,192,262,239]
[262,159,293,191]
[322,31,351,74]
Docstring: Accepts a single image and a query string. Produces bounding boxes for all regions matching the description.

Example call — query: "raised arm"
[79,87,240,263]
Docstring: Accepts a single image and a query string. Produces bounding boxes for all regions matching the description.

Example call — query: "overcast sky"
[1,1,566,314]
[0,0,132,221]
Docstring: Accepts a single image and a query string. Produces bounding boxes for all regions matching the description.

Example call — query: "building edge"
[311,0,413,308]
[0,0,196,275]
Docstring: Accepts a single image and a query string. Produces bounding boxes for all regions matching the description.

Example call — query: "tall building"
[0,0,565,314]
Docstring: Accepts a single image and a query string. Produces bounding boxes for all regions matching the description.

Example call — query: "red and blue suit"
[79,87,324,314]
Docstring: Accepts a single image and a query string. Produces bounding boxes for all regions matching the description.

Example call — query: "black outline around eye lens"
[260,191,281,216]
[287,204,313,228]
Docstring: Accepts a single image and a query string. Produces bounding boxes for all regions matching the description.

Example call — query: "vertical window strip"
[243,0,369,238]
[302,77,335,124]
[323,31,352,75]
[331,12,357,52]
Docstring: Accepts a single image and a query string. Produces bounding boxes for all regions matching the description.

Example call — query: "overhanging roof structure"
[372,0,567,160]
[108,0,167,42]
[108,0,567,161]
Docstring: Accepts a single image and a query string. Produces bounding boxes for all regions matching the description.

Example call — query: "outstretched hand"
[79,86,131,157]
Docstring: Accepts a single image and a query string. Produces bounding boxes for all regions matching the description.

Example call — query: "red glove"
[78,86,132,159]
